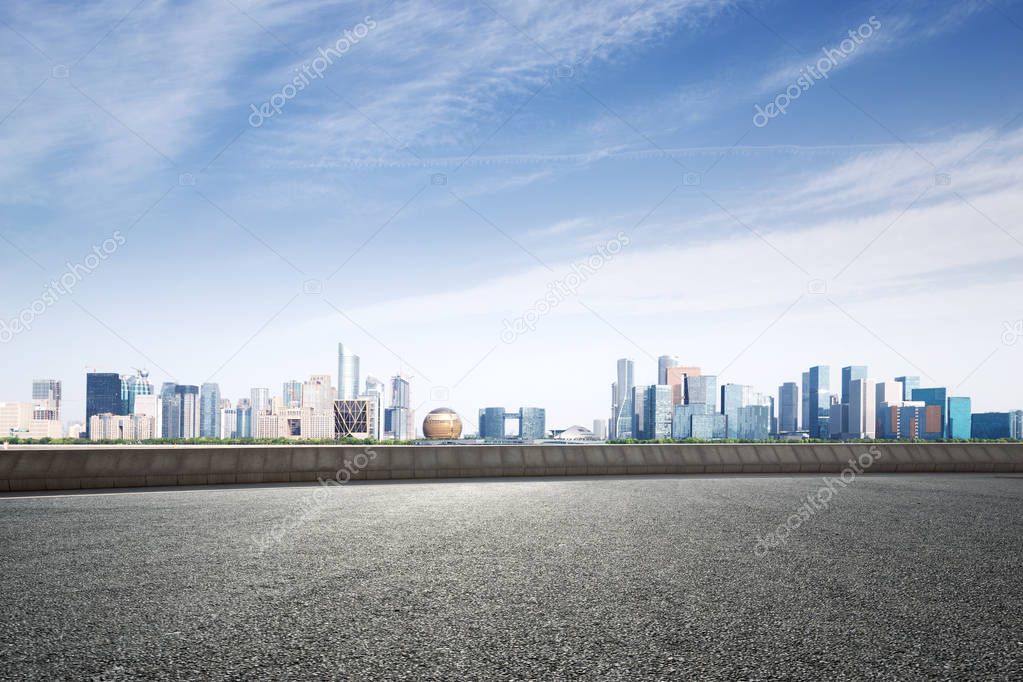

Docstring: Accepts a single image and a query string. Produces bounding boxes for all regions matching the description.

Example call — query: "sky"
[1,0,1022,432]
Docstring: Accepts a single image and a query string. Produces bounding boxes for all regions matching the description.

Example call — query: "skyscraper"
[592,419,608,440]
[631,385,648,440]
[479,407,507,440]
[840,365,868,435]
[236,398,253,438]
[282,380,303,408]
[160,383,200,439]
[657,355,680,385]
[801,371,810,431]
[841,366,868,405]
[337,343,360,400]
[120,369,153,415]
[611,358,634,439]
[199,383,221,438]
[250,387,270,415]
[807,366,831,439]
[519,407,546,441]
[910,387,948,440]
[848,378,876,439]
[31,379,61,421]
[685,375,716,411]
[665,366,701,405]
[875,381,902,426]
[947,396,972,440]
[642,385,672,439]
[896,376,921,401]
[363,376,386,440]
[778,382,798,433]
[86,372,123,438]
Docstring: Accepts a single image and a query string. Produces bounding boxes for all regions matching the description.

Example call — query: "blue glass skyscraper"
[86,372,124,438]
[911,387,948,440]
[808,366,830,439]
[947,396,971,440]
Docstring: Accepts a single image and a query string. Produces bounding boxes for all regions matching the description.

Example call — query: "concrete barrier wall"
[0,443,1020,492]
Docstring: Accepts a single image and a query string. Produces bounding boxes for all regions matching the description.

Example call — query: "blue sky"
[1,0,1022,430]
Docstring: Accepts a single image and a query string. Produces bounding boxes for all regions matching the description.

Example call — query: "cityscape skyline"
[1,0,1021,438]
[2,340,1020,442]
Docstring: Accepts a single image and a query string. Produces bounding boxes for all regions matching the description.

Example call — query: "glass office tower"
[947,396,972,440]
[86,372,124,438]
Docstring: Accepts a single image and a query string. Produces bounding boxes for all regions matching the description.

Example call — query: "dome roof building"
[422,408,463,439]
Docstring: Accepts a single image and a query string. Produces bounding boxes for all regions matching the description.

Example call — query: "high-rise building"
[672,403,708,439]
[829,401,846,439]
[631,385,649,440]
[120,369,153,415]
[0,402,63,438]
[947,396,972,440]
[1015,411,1023,440]
[685,374,716,411]
[721,384,770,439]
[334,398,376,439]
[778,382,798,433]
[220,406,238,439]
[657,355,680,384]
[841,366,868,406]
[362,376,386,440]
[282,380,303,408]
[160,383,200,439]
[337,343,360,400]
[847,378,876,439]
[665,366,701,405]
[592,419,608,440]
[199,383,221,438]
[875,381,902,432]
[735,404,771,440]
[801,371,810,431]
[236,398,252,438]
[878,400,927,439]
[635,385,672,440]
[519,407,546,441]
[88,413,156,441]
[31,379,61,421]
[86,372,123,438]
[840,365,868,435]
[896,376,921,401]
[479,407,507,440]
[691,413,727,440]
[133,394,162,438]
[301,375,334,411]
[250,387,270,416]
[911,387,948,440]
[611,358,634,439]
[971,412,1020,439]
[807,366,831,439]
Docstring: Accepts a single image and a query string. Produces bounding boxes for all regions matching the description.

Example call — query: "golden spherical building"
[422,407,463,439]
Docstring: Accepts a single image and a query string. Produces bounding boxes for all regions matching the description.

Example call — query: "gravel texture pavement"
[1,474,1021,680]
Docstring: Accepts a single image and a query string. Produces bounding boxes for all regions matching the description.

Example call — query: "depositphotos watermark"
[249,16,376,127]
[753,16,881,128]
[500,231,631,344]
[250,447,377,554]
[1002,320,1022,346]
[0,231,126,344]
[753,445,882,557]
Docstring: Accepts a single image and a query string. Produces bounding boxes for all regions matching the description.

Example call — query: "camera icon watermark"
[51,64,69,79]
[302,279,322,294]
[934,173,951,186]
[430,386,450,402]
[178,172,196,187]
[807,279,827,295]
[430,173,447,186]
[1003,320,1022,346]
[554,64,574,79]
[683,172,701,186]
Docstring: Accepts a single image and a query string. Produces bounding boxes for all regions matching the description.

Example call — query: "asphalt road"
[1,474,1021,680]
